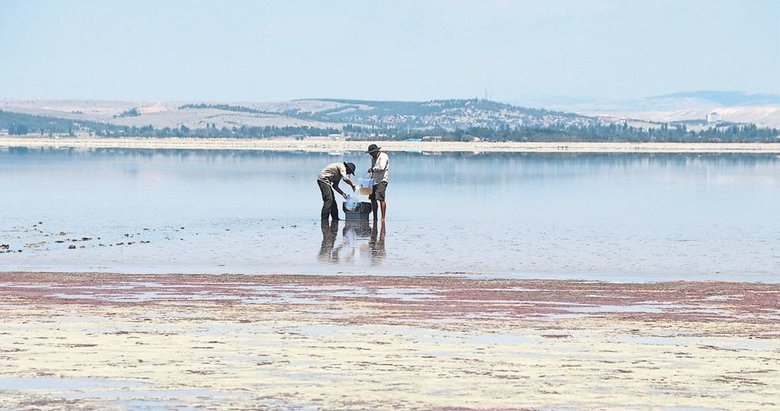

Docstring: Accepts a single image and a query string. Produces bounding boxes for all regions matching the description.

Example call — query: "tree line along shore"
[1,136,779,153]
[2,99,779,143]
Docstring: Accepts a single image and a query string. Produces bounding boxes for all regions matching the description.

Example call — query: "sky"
[0,0,778,102]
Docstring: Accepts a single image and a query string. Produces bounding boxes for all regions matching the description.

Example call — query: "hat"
[344,162,356,175]
[367,144,381,153]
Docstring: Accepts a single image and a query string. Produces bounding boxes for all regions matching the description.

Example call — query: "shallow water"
[1,147,778,281]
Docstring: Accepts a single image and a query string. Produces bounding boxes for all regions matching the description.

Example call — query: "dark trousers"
[318,180,339,221]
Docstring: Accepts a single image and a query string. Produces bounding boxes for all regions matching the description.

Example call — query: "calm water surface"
[1,147,778,282]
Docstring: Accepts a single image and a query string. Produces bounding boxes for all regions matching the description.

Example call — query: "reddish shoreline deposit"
[1,272,778,409]
[2,272,778,323]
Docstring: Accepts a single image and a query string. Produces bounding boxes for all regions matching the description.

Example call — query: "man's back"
[319,162,346,185]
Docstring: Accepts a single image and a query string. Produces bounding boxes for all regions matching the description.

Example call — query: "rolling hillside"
[1,95,777,142]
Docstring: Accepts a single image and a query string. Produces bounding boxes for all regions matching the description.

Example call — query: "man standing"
[317,162,356,221]
[366,144,389,221]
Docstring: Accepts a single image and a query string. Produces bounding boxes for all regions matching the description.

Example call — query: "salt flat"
[0,273,777,410]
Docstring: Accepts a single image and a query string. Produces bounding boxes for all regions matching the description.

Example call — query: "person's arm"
[337,165,356,193]
[343,177,356,191]
[333,184,348,198]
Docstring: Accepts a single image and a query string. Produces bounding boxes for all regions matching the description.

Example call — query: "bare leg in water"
[371,199,386,221]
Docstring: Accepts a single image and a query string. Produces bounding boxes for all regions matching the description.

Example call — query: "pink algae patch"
[0,272,777,325]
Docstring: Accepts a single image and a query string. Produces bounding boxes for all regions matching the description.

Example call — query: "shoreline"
[0,272,777,409]
[2,136,780,153]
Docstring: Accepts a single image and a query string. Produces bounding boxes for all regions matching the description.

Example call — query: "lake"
[1,147,778,282]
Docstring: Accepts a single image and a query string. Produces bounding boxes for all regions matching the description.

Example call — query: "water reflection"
[318,220,339,263]
[317,220,387,266]
[2,148,778,280]
[369,221,386,265]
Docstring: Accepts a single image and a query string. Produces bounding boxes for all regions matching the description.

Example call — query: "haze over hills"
[649,91,780,106]
[1,91,778,142]
[0,98,595,131]
[516,90,780,129]
[3,91,779,130]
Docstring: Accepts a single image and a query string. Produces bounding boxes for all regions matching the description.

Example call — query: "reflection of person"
[369,220,386,265]
[343,220,372,242]
[339,220,372,264]
[318,219,339,262]
[317,162,356,221]
[366,144,389,221]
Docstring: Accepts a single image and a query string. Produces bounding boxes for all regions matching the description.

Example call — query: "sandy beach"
[0,272,777,410]
[1,136,779,153]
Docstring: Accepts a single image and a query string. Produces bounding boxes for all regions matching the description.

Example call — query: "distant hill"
[1,97,777,142]
[0,110,126,135]
[273,98,592,130]
[2,98,598,132]
[648,91,780,106]
[522,90,780,128]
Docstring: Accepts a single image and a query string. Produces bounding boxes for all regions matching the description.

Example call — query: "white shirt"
[370,152,389,183]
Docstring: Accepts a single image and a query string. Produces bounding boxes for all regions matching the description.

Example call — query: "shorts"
[369,181,388,201]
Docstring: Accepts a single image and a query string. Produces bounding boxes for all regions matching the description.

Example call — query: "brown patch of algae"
[0,272,777,410]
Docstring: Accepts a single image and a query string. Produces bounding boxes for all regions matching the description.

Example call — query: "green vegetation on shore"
[2,98,779,143]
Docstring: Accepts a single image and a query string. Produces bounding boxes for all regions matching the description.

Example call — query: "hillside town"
[1,98,778,142]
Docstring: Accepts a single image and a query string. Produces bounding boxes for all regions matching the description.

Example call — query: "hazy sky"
[1,0,778,102]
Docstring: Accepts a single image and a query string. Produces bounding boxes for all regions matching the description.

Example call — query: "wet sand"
[0,272,777,409]
[1,136,779,153]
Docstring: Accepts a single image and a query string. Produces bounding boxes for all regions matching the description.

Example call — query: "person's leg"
[330,193,339,221]
[370,187,378,221]
[318,180,334,220]
[374,182,388,221]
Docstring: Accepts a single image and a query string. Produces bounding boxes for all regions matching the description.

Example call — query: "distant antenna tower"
[483,89,489,101]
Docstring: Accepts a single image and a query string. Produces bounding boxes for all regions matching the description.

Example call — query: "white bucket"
[357,177,374,196]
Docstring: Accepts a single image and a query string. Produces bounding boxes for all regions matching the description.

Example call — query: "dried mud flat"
[0,272,778,410]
